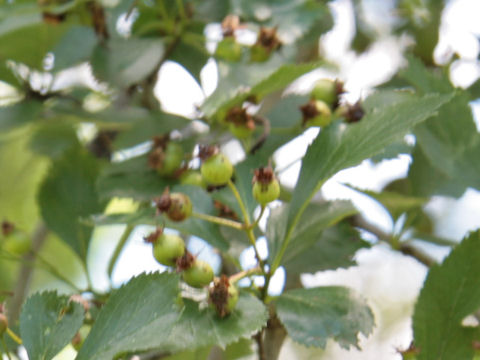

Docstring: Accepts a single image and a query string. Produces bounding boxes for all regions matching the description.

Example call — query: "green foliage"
[77,273,267,359]
[1,1,478,359]
[38,147,104,261]
[287,92,451,232]
[413,231,480,360]
[276,286,374,349]
[20,291,84,360]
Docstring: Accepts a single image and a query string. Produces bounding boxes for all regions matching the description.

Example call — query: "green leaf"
[0,130,48,233]
[39,147,104,260]
[165,294,268,351]
[268,201,358,266]
[283,223,370,275]
[29,122,80,159]
[20,291,84,360]
[400,58,480,197]
[276,286,374,349]
[77,273,267,359]
[413,230,480,360]
[0,101,42,132]
[76,272,181,360]
[202,60,320,118]
[90,38,164,88]
[163,347,211,360]
[169,24,208,84]
[52,25,97,70]
[112,112,190,150]
[0,22,70,84]
[96,155,173,201]
[232,0,332,43]
[287,92,452,232]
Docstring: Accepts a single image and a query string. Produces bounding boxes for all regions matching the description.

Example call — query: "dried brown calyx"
[209,275,231,318]
[225,106,255,130]
[176,251,195,272]
[221,14,241,37]
[299,99,320,125]
[344,101,365,123]
[143,227,163,244]
[1,221,15,237]
[333,81,345,109]
[148,135,169,169]
[256,27,282,52]
[154,188,172,214]
[198,145,219,161]
[253,166,276,191]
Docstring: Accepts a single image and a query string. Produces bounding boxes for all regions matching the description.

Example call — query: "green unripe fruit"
[153,233,185,267]
[0,313,7,335]
[225,284,239,314]
[183,260,214,288]
[157,142,184,176]
[305,100,332,128]
[180,170,206,188]
[229,123,254,139]
[3,230,31,255]
[167,193,193,222]
[250,44,270,62]
[215,38,243,62]
[252,178,280,205]
[201,153,233,186]
[311,79,337,106]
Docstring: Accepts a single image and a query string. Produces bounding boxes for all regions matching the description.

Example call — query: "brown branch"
[7,222,48,324]
[349,214,437,267]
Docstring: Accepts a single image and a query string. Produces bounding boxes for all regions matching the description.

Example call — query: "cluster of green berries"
[145,228,238,317]
[300,79,365,128]
[1,220,31,256]
[215,15,282,63]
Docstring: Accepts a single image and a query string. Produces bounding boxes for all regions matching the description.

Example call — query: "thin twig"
[7,223,48,324]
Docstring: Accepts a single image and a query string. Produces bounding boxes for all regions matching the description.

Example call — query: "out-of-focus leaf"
[202,60,320,118]
[96,154,173,201]
[20,291,84,360]
[0,131,48,232]
[52,25,97,70]
[401,58,480,197]
[232,0,332,43]
[39,147,104,260]
[276,286,374,349]
[284,223,369,275]
[268,201,358,266]
[413,230,480,360]
[112,112,190,150]
[0,101,42,132]
[0,22,70,85]
[287,93,451,232]
[169,23,208,84]
[91,38,164,88]
[29,122,79,158]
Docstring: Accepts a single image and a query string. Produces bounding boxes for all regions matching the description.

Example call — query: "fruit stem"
[227,180,265,272]
[229,267,262,284]
[191,212,244,230]
[249,206,266,230]
[107,224,135,282]
[6,328,21,345]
